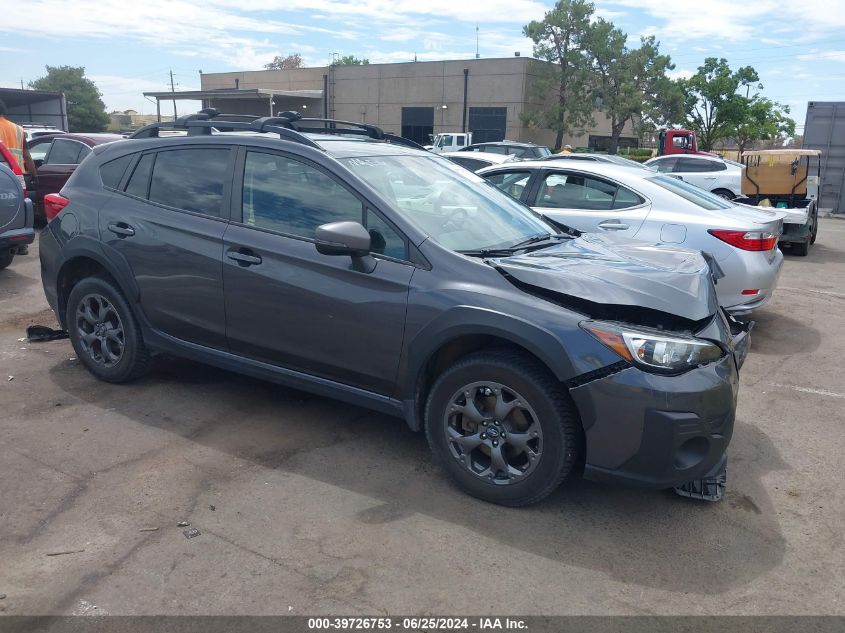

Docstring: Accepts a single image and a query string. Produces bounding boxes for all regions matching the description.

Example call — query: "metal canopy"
[142,88,323,101]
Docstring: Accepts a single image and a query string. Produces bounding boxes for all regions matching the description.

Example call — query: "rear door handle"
[598,220,629,231]
[107,222,135,237]
[226,249,262,266]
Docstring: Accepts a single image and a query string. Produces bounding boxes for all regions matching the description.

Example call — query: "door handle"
[598,220,629,231]
[107,222,135,237]
[226,249,262,266]
[703,176,717,180]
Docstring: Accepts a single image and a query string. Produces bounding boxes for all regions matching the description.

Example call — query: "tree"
[264,53,304,70]
[522,0,595,150]
[680,57,761,151]
[586,21,675,154]
[334,55,369,65]
[733,97,795,153]
[29,66,108,132]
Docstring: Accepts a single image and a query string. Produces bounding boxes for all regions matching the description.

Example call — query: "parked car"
[0,163,35,270]
[441,151,516,171]
[644,154,742,200]
[22,123,63,141]
[478,160,784,315]
[28,133,123,222]
[459,141,552,160]
[544,152,649,169]
[39,110,750,506]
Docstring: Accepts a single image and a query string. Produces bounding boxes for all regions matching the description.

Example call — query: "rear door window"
[148,148,231,217]
[124,153,155,199]
[45,139,86,165]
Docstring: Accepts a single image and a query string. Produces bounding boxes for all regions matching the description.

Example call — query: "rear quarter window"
[99,154,134,190]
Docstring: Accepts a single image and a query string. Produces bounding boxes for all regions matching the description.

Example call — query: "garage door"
[401,107,434,145]
[469,107,507,143]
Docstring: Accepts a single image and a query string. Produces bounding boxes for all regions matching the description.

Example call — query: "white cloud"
[798,50,845,62]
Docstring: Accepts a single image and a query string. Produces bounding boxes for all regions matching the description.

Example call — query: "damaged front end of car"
[489,234,752,501]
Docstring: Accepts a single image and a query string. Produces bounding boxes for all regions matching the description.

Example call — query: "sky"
[3,0,845,135]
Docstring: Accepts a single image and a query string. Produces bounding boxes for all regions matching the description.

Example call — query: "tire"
[0,250,13,270]
[712,189,735,200]
[791,240,810,256]
[810,209,818,245]
[66,274,152,383]
[424,349,581,506]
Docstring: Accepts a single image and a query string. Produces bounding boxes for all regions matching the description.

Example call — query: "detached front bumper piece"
[675,455,727,501]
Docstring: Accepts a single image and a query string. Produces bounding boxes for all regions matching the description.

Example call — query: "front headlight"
[581,320,725,373]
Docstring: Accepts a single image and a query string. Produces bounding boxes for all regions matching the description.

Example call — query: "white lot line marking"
[768,383,845,399]
[778,286,845,300]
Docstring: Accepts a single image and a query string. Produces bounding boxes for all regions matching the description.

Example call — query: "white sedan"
[644,154,742,200]
[477,160,784,315]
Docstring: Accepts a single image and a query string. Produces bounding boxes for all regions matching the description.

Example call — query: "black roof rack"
[127,109,416,150]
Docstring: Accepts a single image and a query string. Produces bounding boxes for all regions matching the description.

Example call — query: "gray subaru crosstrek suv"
[39,111,749,506]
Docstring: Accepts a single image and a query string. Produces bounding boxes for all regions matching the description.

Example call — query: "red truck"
[658,129,712,156]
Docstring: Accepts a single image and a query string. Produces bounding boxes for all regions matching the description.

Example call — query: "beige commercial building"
[145,57,637,150]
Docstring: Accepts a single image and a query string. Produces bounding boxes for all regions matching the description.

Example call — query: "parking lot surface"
[1,220,843,616]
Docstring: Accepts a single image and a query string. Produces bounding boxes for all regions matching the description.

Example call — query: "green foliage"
[733,97,796,152]
[522,0,596,150]
[587,23,675,153]
[28,66,108,133]
[680,58,758,150]
[334,55,370,66]
[264,54,304,70]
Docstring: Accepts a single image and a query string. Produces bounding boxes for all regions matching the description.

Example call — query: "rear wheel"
[810,209,819,245]
[66,275,152,383]
[425,349,581,506]
[791,240,810,256]
[0,250,13,270]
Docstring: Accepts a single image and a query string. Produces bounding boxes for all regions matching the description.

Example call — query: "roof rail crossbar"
[295,118,385,140]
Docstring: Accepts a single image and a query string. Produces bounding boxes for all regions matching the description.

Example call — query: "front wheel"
[712,189,735,200]
[425,350,581,506]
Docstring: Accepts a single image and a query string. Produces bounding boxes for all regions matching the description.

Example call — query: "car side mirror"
[315,221,376,273]
[34,159,44,168]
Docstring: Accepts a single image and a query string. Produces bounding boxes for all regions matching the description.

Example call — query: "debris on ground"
[183,528,201,539]
[46,549,85,557]
[209,504,216,511]
[139,527,159,532]
[6,376,12,382]
[177,521,190,527]
[26,325,69,342]
[0,594,6,600]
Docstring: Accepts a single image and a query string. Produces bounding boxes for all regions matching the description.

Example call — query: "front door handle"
[226,249,262,266]
[598,220,629,231]
[107,222,135,237]
[703,176,717,180]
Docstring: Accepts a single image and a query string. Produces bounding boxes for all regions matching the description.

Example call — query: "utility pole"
[476,25,480,59]
[169,70,177,119]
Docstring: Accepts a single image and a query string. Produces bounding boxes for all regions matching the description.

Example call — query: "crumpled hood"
[491,234,718,321]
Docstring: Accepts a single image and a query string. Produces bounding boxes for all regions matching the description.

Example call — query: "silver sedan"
[477,161,784,315]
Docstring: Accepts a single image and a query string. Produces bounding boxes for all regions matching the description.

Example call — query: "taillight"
[17,174,26,197]
[708,229,777,251]
[44,193,70,222]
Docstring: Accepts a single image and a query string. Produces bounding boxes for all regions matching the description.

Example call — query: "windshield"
[648,174,734,210]
[341,155,555,251]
